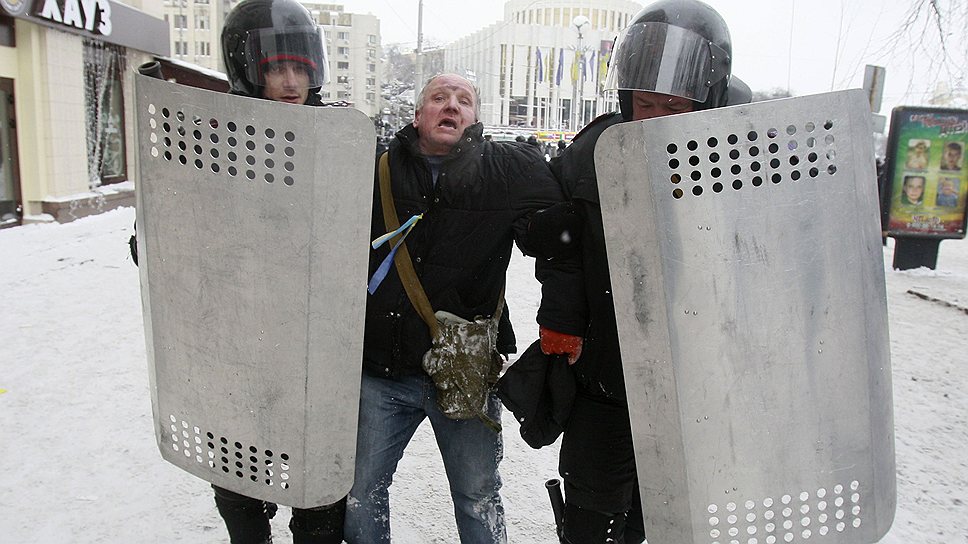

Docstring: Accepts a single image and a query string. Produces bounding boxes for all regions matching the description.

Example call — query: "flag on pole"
[536,48,544,83]
[556,48,564,86]
[571,50,581,84]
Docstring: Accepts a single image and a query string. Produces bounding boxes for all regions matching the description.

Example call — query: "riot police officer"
[539,1,751,542]
[213,0,344,542]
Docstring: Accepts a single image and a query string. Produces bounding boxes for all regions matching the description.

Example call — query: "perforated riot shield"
[134,75,374,508]
[596,89,895,543]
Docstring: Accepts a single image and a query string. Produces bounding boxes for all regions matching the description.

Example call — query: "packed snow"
[0,207,965,543]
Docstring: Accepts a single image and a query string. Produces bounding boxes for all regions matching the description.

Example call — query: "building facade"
[0,0,168,227]
[309,3,381,118]
[161,0,235,72]
[445,0,642,131]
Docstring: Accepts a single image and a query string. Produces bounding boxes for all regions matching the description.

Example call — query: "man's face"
[904,177,925,201]
[631,91,694,121]
[413,74,477,156]
[262,61,310,105]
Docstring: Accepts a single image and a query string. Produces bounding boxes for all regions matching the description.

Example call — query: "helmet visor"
[243,25,329,88]
[604,22,729,103]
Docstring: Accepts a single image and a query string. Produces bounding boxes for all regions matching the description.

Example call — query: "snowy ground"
[0,206,965,543]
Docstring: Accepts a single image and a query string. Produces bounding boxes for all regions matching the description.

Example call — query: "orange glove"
[539,326,583,365]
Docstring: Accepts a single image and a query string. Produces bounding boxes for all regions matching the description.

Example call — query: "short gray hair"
[415,73,481,121]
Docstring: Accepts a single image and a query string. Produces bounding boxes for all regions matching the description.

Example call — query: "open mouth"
[438,119,458,130]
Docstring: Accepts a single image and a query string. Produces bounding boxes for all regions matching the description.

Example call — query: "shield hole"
[176,111,185,122]
[770,158,781,169]
[809,167,819,178]
[772,173,782,184]
[687,140,699,151]
[284,176,295,186]
[729,149,740,160]
[193,144,202,155]
[788,140,798,151]
[767,128,778,138]
[808,152,818,162]
[790,156,800,166]
[748,131,759,141]
[266,143,276,154]
[827,165,838,175]
[727,134,738,145]
[786,125,797,135]
[768,143,779,154]
[671,174,682,184]
[667,143,678,154]
[246,155,256,165]
[709,152,720,163]
[193,130,202,141]
[690,171,702,181]
[749,146,759,157]
[209,118,219,129]
[731,164,741,175]
[692,185,703,196]
[265,173,275,183]
[210,133,219,144]
[669,158,680,169]
[162,108,170,118]
[266,128,275,139]
[164,137,171,147]
[246,170,256,180]
[285,131,296,142]
[285,147,295,157]
[192,115,202,126]
[712,182,724,193]
[194,159,203,169]
[228,166,238,176]
[211,149,220,159]
[178,155,187,165]
[824,135,835,145]
[245,125,256,136]
[707,137,718,147]
[711,167,722,178]
[284,162,294,172]
[752,176,763,187]
[805,122,816,132]
[791,170,801,181]
[150,147,158,157]
[211,163,220,174]
[228,152,237,162]
[689,156,700,167]
[824,120,834,130]
[228,136,238,147]
[672,188,684,199]
[732,179,743,190]
[227,121,237,132]
[265,158,275,168]
[750,162,761,172]
[164,151,172,161]
[246,140,256,151]
[826,150,837,160]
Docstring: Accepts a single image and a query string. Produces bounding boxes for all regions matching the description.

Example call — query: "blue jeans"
[343,371,507,543]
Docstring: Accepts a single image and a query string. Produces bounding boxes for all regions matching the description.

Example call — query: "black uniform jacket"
[363,122,584,378]
[549,112,630,402]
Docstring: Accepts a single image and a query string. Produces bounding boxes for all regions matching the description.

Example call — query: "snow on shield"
[596,90,896,543]
[133,75,374,508]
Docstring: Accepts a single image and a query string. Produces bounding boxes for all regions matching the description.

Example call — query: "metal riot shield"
[596,89,895,544]
[134,75,374,508]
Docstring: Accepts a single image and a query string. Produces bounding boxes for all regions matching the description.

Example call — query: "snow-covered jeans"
[343,371,507,544]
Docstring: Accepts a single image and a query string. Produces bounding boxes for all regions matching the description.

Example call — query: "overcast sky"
[336,0,967,112]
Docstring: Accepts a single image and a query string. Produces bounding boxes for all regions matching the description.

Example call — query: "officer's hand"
[539,326,583,365]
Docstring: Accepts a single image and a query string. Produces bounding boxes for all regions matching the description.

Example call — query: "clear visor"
[603,22,729,103]
[243,25,329,88]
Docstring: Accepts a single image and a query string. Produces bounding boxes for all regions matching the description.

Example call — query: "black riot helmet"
[221,0,328,99]
[605,0,745,119]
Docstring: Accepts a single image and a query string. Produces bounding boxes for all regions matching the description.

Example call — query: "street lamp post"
[571,15,590,131]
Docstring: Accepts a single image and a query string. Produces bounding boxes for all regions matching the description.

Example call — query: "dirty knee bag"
[422,307,505,432]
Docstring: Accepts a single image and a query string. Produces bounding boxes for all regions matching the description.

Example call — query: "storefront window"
[83,40,127,186]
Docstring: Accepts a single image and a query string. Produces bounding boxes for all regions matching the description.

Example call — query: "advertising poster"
[884,107,968,238]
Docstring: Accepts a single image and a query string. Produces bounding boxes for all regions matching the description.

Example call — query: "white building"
[445,0,643,131]
[162,0,235,71]
[304,3,382,118]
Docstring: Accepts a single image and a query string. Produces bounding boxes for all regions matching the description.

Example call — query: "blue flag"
[556,48,564,86]
[536,48,543,83]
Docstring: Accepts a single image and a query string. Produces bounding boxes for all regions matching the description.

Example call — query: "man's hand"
[539,326,583,365]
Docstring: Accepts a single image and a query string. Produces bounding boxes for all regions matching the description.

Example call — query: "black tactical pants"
[558,391,645,543]
[212,485,346,544]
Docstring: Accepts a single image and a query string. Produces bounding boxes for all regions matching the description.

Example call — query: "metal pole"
[415,0,424,92]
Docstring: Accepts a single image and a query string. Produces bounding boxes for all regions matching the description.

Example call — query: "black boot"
[561,502,635,544]
[290,497,347,544]
[212,485,275,544]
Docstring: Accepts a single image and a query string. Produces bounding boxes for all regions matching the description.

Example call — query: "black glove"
[527,201,583,259]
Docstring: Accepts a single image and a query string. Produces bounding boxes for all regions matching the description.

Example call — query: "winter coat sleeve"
[504,145,588,337]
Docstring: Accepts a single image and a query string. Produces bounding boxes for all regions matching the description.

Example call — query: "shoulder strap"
[378,152,440,338]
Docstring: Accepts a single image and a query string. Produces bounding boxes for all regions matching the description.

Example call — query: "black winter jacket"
[549,112,629,402]
[363,122,584,378]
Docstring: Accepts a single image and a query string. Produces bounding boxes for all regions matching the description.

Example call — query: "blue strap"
[367,214,422,294]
